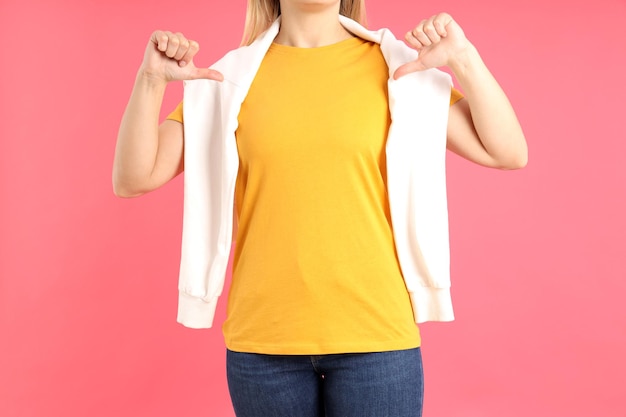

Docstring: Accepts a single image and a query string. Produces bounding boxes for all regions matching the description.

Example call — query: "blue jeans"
[226,347,424,417]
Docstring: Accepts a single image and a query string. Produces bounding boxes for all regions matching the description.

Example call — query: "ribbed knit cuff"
[409,286,455,324]
[176,292,219,329]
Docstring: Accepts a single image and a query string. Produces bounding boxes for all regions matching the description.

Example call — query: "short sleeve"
[450,87,464,106]
[166,101,184,123]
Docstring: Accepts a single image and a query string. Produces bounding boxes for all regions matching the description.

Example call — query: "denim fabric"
[226,347,424,417]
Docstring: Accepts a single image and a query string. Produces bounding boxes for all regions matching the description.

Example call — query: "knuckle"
[153,30,166,40]
[424,28,438,38]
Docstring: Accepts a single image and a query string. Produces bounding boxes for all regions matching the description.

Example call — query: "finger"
[151,30,171,52]
[179,39,200,67]
[404,31,424,50]
[433,13,453,37]
[412,22,432,47]
[164,33,181,58]
[173,33,190,61]
[187,67,224,82]
[393,60,427,80]
[422,16,442,43]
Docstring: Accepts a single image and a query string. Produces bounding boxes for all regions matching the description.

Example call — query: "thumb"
[393,60,427,80]
[187,66,224,82]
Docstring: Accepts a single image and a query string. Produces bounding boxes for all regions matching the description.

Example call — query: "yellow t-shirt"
[167,38,463,355]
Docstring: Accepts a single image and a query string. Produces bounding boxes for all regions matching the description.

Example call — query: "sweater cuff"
[409,286,455,323]
[177,292,219,329]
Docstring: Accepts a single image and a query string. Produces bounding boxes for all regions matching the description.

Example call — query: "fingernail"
[179,61,187,67]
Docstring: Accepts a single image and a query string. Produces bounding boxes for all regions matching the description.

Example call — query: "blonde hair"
[241,0,367,46]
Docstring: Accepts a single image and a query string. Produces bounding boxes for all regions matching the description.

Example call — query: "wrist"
[448,42,481,78]
[136,67,169,89]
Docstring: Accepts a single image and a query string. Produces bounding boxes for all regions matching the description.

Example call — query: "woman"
[113,0,527,416]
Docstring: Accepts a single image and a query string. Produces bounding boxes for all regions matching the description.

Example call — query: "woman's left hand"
[394,13,472,79]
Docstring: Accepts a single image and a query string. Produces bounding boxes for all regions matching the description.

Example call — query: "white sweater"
[177,16,454,329]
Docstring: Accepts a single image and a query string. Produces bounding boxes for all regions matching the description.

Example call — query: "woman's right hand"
[140,30,224,83]
[114,31,222,197]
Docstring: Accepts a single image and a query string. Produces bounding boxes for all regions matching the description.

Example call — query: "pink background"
[1,0,625,416]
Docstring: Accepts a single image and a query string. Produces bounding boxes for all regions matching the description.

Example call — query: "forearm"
[113,71,167,196]
[450,44,528,168]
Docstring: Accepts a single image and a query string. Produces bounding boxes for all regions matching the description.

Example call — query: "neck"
[274,1,353,47]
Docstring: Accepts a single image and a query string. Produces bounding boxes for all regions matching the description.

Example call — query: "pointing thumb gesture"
[394,13,469,80]
[142,30,224,83]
